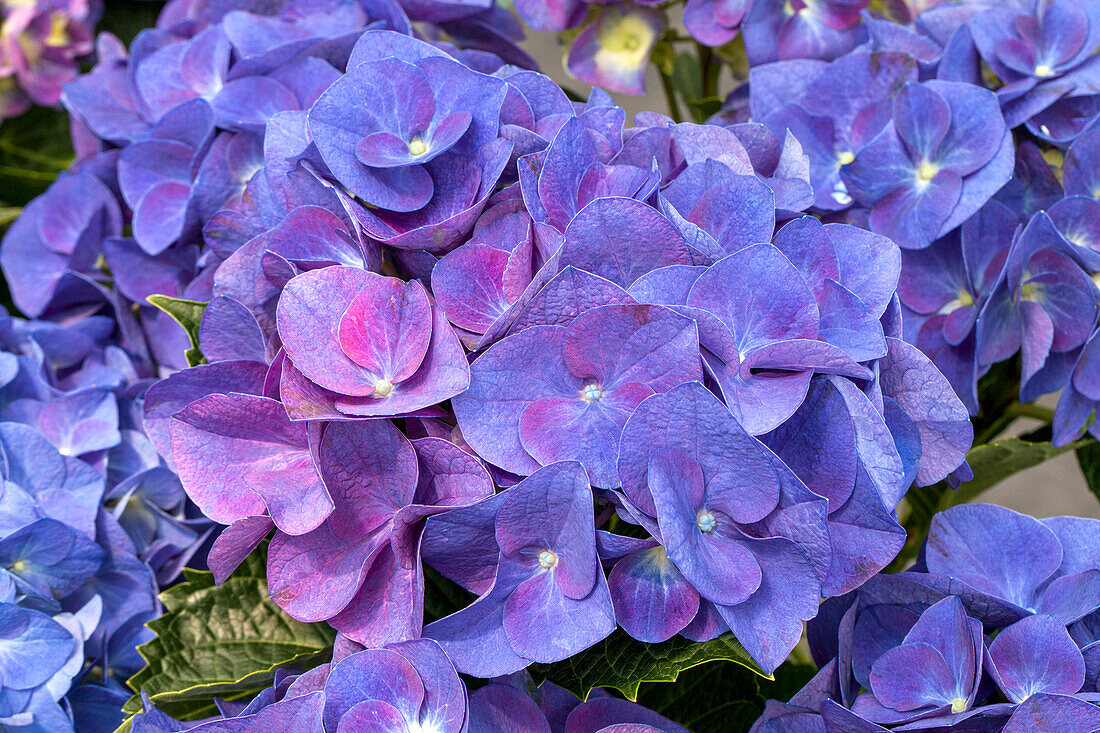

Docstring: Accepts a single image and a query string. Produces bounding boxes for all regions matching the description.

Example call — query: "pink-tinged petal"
[609,547,700,643]
[278,266,391,395]
[267,521,390,622]
[562,304,701,391]
[560,198,693,288]
[208,516,273,584]
[453,325,578,476]
[988,614,1086,703]
[334,297,470,417]
[320,420,418,540]
[501,560,616,663]
[336,700,410,733]
[329,544,423,647]
[519,395,630,488]
[169,393,331,533]
[508,267,637,334]
[566,6,662,96]
[323,647,425,729]
[142,359,268,467]
[878,338,972,486]
[337,277,433,385]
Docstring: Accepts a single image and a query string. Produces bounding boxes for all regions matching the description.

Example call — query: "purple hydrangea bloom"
[841,80,1014,250]
[613,381,829,671]
[264,419,491,646]
[307,31,508,213]
[976,210,1099,401]
[741,0,869,65]
[276,266,471,419]
[969,0,1100,133]
[1053,326,1100,446]
[422,460,615,676]
[452,303,701,487]
[0,0,98,120]
[566,5,662,96]
[0,162,121,318]
[849,596,984,724]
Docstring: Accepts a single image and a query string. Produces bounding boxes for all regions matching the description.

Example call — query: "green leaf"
[0,106,74,206]
[529,629,770,702]
[635,660,816,733]
[146,294,208,367]
[1078,440,1100,502]
[120,550,334,722]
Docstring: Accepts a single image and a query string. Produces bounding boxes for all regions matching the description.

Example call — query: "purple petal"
[988,614,1086,703]
[608,547,700,643]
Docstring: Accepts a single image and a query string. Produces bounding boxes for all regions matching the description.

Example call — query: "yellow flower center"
[373,379,393,398]
[407,137,427,157]
[916,160,939,182]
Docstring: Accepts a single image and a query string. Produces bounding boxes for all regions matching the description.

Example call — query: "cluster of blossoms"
[0,0,99,119]
[711,0,1100,446]
[754,503,1100,732]
[3,0,1100,727]
[0,308,208,731]
[130,637,693,731]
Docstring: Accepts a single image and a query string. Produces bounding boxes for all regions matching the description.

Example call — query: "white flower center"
[538,549,558,570]
[408,137,428,157]
[696,509,717,534]
[373,379,393,398]
[582,384,603,402]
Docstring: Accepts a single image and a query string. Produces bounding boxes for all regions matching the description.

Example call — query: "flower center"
[836,150,854,166]
[916,160,938,183]
[408,137,428,157]
[373,379,394,398]
[582,383,603,402]
[538,549,558,570]
[696,509,717,534]
[9,560,25,573]
[950,697,967,714]
[1034,64,1055,78]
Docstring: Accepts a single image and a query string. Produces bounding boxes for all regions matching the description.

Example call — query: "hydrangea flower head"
[841,80,1013,250]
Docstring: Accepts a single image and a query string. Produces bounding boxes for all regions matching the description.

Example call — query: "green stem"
[698,43,720,100]
[659,70,684,123]
[1002,400,1056,423]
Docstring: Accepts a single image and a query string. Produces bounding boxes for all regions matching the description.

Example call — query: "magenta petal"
[337,277,433,385]
[208,516,274,584]
[278,266,392,396]
[267,521,390,622]
[329,544,423,647]
[609,547,700,643]
[169,393,331,533]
